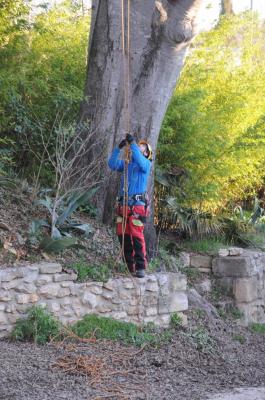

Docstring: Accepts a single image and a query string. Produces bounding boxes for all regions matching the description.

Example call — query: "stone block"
[111,311,127,320]
[23,272,39,283]
[16,283,36,294]
[49,302,61,313]
[218,249,229,257]
[16,294,30,304]
[145,280,159,292]
[103,280,115,291]
[212,256,253,278]
[57,288,71,298]
[0,269,24,282]
[198,268,211,274]
[237,301,259,325]
[69,283,86,296]
[228,247,243,256]
[35,275,53,286]
[234,276,258,302]
[5,304,16,313]
[190,255,212,269]
[179,252,190,267]
[96,305,112,313]
[168,273,187,291]
[0,304,5,311]
[39,263,62,274]
[1,279,21,290]
[82,292,98,308]
[39,283,60,298]
[29,294,39,303]
[53,273,77,282]
[143,295,158,307]
[156,274,168,286]
[86,282,103,295]
[159,291,188,314]
[145,307,158,317]
[215,277,234,295]
[0,290,11,301]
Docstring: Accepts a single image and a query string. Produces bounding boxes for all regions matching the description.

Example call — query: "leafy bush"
[11,306,62,344]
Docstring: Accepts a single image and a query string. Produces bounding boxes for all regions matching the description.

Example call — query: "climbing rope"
[120,0,132,263]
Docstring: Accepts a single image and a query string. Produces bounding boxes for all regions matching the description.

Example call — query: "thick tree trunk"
[221,0,234,15]
[80,0,205,256]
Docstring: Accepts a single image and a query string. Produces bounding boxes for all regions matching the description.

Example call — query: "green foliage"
[11,305,62,344]
[159,12,265,213]
[0,0,90,179]
[72,314,172,347]
[170,312,183,328]
[71,260,112,282]
[249,323,265,334]
[182,238,226,254]
[164,197,222,238]
[33,188,96,239]
[184,326,215,353]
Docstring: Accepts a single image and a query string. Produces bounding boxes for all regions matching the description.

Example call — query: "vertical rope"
[120,0,131,265]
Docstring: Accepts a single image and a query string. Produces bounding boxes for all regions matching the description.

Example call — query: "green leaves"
[159,12,265,212]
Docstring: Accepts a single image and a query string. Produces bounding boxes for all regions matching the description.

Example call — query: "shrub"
[11,306,62,344]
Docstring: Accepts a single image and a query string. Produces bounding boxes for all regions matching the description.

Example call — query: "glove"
[118,139,127,149]
[126,133,134,144]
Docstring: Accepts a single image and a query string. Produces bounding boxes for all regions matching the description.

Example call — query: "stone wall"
[212,249,265,325]
[0,263,188,338]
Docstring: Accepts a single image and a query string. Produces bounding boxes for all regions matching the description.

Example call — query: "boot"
[135,269,145,278]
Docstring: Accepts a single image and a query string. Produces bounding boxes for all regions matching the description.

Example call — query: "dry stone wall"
[0,263,188,338]
[212,249,265,325]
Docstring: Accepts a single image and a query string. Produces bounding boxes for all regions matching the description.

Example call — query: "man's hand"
[118,139,127,149]
[126,133,134,144]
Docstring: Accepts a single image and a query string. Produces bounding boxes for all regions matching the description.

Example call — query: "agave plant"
[31,188,97,251]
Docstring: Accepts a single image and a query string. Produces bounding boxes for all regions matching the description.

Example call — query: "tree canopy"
[158,12,265,212]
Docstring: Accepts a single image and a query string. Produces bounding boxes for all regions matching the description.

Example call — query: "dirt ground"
[1,312,264,400]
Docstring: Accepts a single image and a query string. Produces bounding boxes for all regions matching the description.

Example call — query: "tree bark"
[80,0,205,256]
[221,0,234,15]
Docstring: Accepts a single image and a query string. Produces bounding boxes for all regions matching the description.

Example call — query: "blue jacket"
[108,143,151,205]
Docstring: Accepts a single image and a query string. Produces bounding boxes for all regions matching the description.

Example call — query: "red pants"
[116,205,147,272]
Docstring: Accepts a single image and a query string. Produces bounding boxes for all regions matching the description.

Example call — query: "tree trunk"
[221,0,234,15]
[80,0,205,256]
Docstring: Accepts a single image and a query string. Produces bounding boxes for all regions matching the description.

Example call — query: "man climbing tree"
[108,133,152,278]
[80,0,217,254]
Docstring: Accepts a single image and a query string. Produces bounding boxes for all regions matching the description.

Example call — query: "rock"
[39,283,60,298]
[228,247,243,256]
[190,255,212,269]
[39,263,62,274]
[0,290,11,301]
[82,292,98,308]
[0,269,24,282]
[179,252,190,267]
[53,273,77,282]
[57,288,71,298]
[168,273,187,291]
[159,291,188,314]
[16,294,30,304]
[16,283,36,294]
[198,267,212,274]
[145,307,158,316]
[35,275,53,286]
[188,288,220,320]
[212,257,253,278]
[86,282,103,295]
[234,276,258,303]
[218,249,229,257]
[145,280,159,292]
